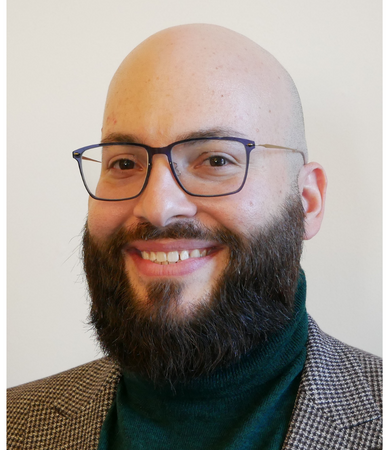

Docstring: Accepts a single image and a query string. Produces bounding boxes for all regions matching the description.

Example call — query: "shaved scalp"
[104,24,307,180]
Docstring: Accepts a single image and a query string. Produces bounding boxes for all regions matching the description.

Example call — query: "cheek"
[194,194,267,237]
[202,167,290,235]
[87,198,135,239]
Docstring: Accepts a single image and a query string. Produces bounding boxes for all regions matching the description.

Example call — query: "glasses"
[72,137,305,201]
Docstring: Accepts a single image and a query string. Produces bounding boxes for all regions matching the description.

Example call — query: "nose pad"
[132,155,197,227]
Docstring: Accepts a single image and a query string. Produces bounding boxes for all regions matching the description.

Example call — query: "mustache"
[104,221,244,250]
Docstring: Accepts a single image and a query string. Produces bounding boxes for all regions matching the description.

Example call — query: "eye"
[209,156,228,166]
[112,158,136,170]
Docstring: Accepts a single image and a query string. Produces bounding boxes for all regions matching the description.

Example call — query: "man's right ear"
[298,162,327,240]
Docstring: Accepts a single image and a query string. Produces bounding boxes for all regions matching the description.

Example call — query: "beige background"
[7,0,382,388]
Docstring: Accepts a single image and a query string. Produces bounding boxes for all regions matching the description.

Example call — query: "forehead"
[104,84,257,144]
[102,30,294,146]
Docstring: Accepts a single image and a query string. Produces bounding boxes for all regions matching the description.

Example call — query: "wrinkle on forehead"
[103,24,308,165]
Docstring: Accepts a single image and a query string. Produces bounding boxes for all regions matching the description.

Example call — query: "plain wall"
[7,0,382,388]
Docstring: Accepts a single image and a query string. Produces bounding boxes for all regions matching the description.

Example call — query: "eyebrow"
[101,133,139,144]
[100,128,248,145]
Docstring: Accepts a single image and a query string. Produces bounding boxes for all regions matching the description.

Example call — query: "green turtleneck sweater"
[98,271,308,449]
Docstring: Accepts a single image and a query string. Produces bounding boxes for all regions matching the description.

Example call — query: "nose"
[132,155,197,227]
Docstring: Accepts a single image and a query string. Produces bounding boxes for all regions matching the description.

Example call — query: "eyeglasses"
[72,137,305,201]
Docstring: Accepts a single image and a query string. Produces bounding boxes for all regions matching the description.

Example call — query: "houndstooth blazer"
[7,317,382,449]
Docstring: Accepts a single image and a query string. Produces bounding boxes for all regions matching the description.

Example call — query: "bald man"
[7,25,382,450]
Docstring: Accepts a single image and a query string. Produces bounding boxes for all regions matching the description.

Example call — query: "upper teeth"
[141,249,208,264]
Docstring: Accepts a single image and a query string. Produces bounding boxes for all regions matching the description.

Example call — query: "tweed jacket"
[7,317,382,449]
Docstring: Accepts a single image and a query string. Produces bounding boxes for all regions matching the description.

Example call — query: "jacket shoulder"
[307,317,382,411]
[8,357,119,408]
[283,317,382,450]
[7,358,121,449]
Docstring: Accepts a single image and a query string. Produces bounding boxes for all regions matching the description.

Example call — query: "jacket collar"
[51,357,122,418]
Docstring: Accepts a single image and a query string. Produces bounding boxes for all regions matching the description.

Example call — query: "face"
[83,27,312,384]
[87,38,297,317]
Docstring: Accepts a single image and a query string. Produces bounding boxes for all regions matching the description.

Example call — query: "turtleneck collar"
[98,269,308,450]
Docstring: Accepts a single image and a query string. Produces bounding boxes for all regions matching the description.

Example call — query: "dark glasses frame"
[72,137,305,201]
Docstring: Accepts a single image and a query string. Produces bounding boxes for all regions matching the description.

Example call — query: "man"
[7,24,382,449]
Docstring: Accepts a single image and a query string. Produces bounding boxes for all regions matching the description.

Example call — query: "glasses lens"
[171,139,248,196]
[80,144,148,200]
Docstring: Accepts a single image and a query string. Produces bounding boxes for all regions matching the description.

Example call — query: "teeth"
[156,252,167,263]
[190,249,200,258]
[167,251,179,263]
[140,248,210,264]
[180,250,189,261]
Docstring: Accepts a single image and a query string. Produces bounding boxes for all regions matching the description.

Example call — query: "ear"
[298,162,327,240]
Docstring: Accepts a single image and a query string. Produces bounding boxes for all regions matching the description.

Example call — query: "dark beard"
[83,194,305,386]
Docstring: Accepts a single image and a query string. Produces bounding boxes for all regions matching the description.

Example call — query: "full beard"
[83,193,305,386]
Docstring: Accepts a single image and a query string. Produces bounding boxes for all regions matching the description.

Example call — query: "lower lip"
[125,249,218,278]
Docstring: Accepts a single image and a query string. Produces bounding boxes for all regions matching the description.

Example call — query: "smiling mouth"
[140,248,213,265]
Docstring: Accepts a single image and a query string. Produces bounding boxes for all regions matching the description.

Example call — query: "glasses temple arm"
[255,144,307,164]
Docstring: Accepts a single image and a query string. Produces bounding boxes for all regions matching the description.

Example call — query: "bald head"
[103,24,307,174]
